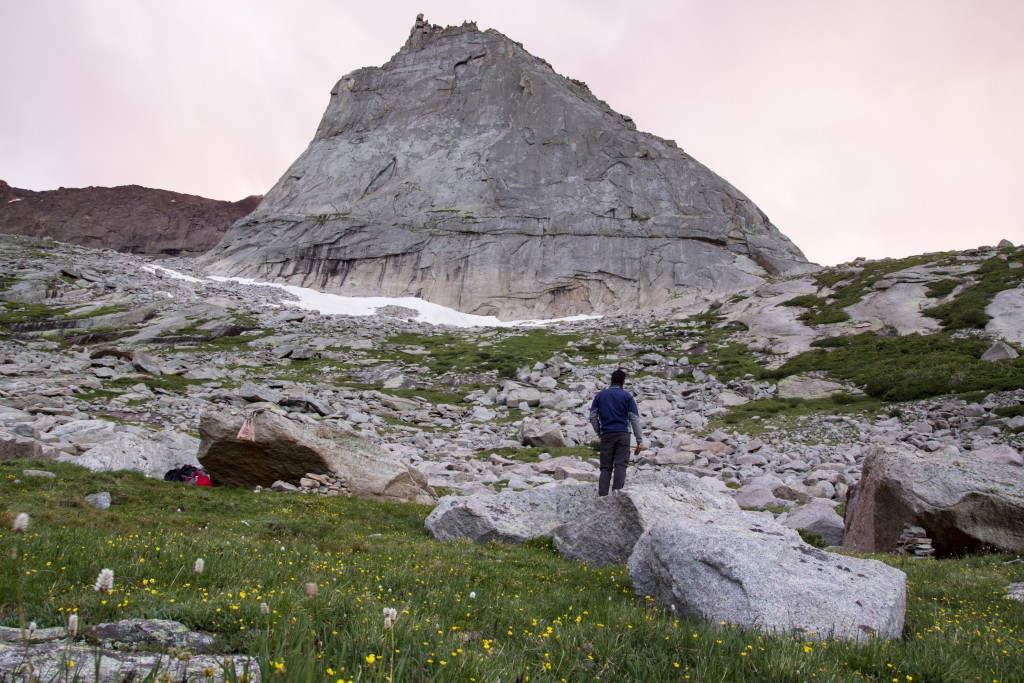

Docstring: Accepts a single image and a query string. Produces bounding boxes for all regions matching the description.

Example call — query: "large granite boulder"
[426,483,595,543]
[204,15,814,319]
[197,409,435,504]
[628,511,906,640]
[520,418,566,447]
[552,471,738,565]
[842,444,1024,555]
[57,429,200,479]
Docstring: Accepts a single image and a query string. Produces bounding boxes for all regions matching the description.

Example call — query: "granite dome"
[204,15,815,318]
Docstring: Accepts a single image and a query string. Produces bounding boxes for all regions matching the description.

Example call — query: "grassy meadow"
[3,460,1023,682]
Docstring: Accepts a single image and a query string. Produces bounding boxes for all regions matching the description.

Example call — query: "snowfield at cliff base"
[143,265,599,328]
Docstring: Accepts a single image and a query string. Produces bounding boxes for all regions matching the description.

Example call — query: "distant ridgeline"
[0,180,260,258]
[203,15,816,319]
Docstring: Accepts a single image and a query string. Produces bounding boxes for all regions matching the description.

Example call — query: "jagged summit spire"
[205,17,813,319]
[405,13,479,50]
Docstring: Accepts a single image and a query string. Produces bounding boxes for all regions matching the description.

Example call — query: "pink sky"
[2,0,1021,265]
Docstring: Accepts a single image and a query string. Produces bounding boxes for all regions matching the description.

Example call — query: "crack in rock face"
[204,15,815,319]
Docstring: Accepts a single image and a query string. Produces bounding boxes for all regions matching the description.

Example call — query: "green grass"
[385,329,597,379]
[782,253,958,326]
[3,461,1023,682]
[769,332,1024,401]
[711,395,886,431]
[995,405,1024,419]
[105,374,210,394]
[0,300,73,326]
[924,247,1024,330]
[481,445,598,463]
[925,278,960,299]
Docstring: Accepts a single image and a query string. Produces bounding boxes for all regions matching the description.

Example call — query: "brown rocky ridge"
[0,179,260,257]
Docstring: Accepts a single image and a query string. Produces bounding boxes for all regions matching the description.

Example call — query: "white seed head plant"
[94,568,114,593]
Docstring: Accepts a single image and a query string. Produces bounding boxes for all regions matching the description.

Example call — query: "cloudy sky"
[1,0,1021,265]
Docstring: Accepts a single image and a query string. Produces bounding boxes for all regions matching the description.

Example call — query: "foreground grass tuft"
[3,461,1023,681]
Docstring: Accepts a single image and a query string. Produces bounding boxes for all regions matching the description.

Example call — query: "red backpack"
[185,469,212,487]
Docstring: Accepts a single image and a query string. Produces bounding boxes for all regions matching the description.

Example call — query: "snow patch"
[137,265,599,328]
[208,276,600,328]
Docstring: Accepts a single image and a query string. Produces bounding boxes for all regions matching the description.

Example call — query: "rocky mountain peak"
[204,17,816,319]
[403,13,476,51]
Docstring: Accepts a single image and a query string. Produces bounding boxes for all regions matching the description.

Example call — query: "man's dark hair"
[610,369,627,386]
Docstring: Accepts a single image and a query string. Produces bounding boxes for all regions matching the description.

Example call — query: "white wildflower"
[260,603,270,616]
[94,568,114,593]
[67,614,78,637]
[305,582,318,597]
[193,558,205,574]
[12,513,29,534]
[469,591,476,600]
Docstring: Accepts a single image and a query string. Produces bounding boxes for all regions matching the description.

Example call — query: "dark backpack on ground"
[163,465,212,486]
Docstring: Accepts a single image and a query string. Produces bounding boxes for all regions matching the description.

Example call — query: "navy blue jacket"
[589,385,643,441]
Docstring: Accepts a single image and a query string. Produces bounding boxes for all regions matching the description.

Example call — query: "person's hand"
[634,443,645,456]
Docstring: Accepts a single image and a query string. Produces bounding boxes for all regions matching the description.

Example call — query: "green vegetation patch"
[105,374,210,395]
[769,332,1024,401]
[480,445,598,463]
[711,394,886,431]
[0,300,72,326]
[784,253,959,326]
[924,247,1024,330]
[925,278,959,299]
[3,460,1023,681]
[385,329,594,379]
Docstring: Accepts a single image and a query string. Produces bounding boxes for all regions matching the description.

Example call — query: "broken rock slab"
[57,428,200,479]
[628,511,906,640]
[980,339,1019,361]
[552,471,739,565]
[842,444,1024,555]
[0,619,250,683]
[779,499,846,546]
[775,375,853,400]
[197,409,435,504]
[426,483,595,543]
[520,418,566,448]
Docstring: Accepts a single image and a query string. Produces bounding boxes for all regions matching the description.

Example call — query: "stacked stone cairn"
[896,525,935,558]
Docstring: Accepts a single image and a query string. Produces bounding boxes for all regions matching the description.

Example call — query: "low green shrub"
[770,332,1024,401]
[925,248,1024,330]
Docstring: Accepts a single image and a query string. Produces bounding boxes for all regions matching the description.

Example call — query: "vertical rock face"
[204,16,814,318]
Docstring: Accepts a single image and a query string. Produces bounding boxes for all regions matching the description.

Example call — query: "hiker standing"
[589,369,644,496]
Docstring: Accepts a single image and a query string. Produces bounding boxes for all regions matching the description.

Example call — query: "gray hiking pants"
[598,432,631,496]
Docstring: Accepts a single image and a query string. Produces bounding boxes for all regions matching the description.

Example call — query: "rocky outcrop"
[0,619,250,683]
[779,499,846,546]
[204,15,813,319]
[425,483,595,543]
[551,472,739,565]
[197,409,436,504]
[57,429,201,479]
[628,511,906,640]
[842,444,1024,556]
[0,179,259,257]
